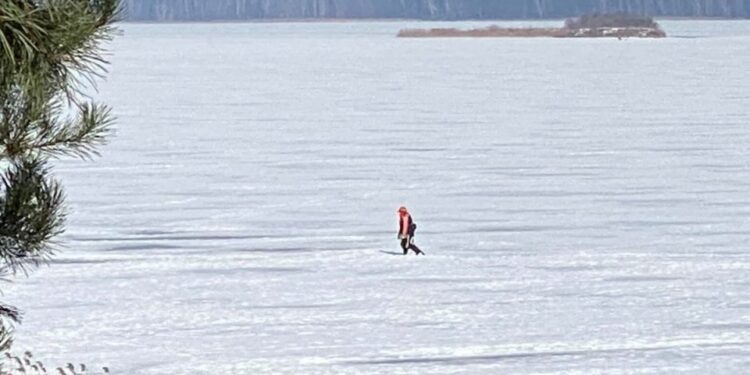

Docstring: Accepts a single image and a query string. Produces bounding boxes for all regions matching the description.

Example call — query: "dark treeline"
[565,12,661,29]
[121,0,750,21]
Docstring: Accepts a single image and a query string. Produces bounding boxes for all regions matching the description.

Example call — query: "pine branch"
[31,102,113,159]
[0,303,21,324]
[0,158,66,275]
[0,0,118,352]
[42,0,121,99]
[0,320,15,351]
[1,0,121,101]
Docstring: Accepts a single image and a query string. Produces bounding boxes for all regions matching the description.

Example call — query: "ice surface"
[5,20,750,374]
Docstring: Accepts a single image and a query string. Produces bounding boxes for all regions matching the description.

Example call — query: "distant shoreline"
[119,16,747,24]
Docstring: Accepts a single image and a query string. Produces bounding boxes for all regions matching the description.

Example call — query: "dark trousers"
[400,236,423,255]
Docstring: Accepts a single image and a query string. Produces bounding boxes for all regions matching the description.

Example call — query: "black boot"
[411,245,424,256]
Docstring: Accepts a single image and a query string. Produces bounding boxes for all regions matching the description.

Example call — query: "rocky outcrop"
[121,0,750,21]
[397,15,668,38]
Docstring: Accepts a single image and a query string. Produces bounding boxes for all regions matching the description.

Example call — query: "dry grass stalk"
[0,351,110,375]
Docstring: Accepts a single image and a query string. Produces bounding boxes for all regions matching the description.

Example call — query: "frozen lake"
[7,20,750,374]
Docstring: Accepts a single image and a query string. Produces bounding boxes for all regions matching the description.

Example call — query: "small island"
[397,13,667,39]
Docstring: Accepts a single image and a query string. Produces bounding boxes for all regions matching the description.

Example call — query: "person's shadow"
[378,250,403,256]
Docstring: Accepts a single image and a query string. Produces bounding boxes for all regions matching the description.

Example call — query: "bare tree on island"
[0,0,120,350]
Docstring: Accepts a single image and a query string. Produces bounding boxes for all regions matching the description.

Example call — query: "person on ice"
[397,206,424,255]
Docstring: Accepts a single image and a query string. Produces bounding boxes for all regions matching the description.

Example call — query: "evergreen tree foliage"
[0,0,119,350]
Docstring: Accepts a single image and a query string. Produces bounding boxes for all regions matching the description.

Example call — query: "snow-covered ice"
[6,21,750,374]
